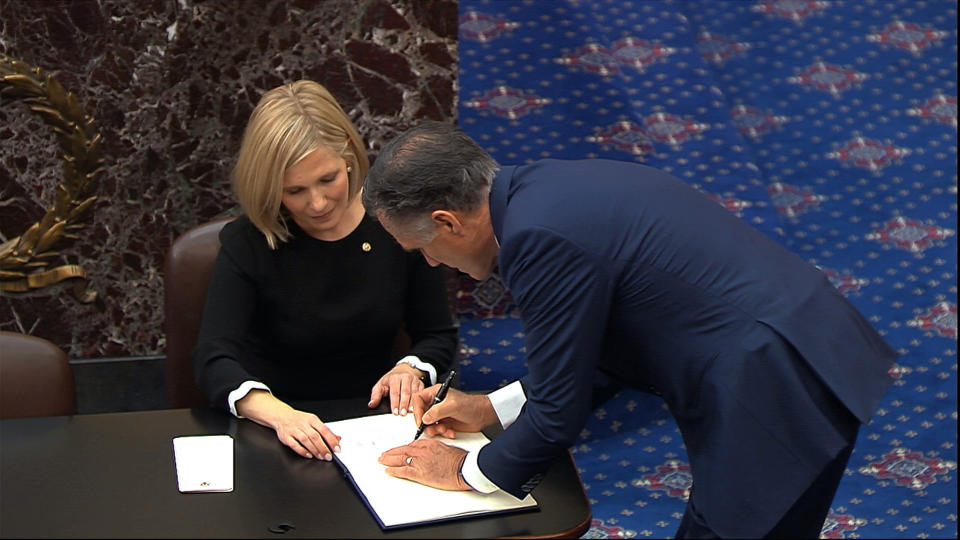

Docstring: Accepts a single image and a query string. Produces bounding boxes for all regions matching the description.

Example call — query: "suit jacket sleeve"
[479,227,613,498]
[191,225,264,410]
[402,252,459,378]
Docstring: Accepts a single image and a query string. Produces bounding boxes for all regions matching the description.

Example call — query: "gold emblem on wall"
[1,53,101,303]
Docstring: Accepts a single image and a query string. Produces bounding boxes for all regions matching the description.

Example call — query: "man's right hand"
[412,386,498,438]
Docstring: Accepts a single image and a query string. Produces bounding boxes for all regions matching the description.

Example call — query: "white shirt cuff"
[396,355,437,385]
[228,381,272,418]
[488,380,526,428]
[461,446,501,494]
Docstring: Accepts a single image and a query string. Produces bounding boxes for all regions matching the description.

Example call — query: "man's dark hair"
[362,121,499,237]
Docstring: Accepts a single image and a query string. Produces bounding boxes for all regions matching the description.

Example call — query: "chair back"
[163,216,235,409]
[0,331,77,418]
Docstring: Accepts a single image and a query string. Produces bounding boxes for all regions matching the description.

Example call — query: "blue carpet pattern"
[453,1,957,538]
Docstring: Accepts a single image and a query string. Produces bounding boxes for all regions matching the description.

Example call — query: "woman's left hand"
[368,363,426,415]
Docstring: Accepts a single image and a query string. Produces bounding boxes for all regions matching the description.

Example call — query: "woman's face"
[281,145,358,241]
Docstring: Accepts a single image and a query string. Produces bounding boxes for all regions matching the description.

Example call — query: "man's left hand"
[378,439,472,491]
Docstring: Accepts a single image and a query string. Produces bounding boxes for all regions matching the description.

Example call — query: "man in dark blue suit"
[364,122,896,538]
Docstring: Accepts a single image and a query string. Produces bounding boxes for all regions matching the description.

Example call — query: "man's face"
[378,211,498,280]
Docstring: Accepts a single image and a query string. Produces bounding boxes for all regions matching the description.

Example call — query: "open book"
[325,413,538,529]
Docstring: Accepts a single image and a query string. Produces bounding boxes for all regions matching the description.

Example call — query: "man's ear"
[430,210,462,234]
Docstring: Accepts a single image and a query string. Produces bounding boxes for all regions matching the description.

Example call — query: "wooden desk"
[0,399,590,538]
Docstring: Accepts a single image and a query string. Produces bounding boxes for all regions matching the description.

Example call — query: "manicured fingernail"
[393,408,398,415]
[305,453,312,458]
[334,445,341,453]
[400,408,407,415]
[324,453,332,461]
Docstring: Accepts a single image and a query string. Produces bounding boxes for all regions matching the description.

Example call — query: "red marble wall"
[0,0,458,357]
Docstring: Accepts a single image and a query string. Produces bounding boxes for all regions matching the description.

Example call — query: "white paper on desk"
[325,414,537,529]
[172,435,234,493]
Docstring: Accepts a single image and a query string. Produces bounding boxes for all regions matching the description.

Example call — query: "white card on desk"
[172,435,234,493]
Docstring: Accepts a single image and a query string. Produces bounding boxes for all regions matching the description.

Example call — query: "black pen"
[413,370,455,441]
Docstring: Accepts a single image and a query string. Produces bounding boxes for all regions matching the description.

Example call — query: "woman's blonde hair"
[232,80,369,249]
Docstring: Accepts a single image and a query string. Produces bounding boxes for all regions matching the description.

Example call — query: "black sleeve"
[190,223,264,410]
[402,252,459,381]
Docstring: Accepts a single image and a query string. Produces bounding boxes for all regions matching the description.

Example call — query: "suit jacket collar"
[489,165,515,245]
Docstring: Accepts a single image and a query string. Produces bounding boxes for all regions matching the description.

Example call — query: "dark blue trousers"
[676,440,856,538]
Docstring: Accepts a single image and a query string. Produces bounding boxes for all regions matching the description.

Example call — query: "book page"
[325,413,537,529]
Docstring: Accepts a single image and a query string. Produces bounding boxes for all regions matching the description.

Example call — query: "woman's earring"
[346,165,353,173]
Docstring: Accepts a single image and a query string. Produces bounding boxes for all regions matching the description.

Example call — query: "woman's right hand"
[271,408,342,460]
[237,390,341,460]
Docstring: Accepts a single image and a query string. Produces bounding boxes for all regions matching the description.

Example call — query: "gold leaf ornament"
[1,53,101,303]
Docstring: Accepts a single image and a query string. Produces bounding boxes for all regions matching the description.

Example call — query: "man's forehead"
[376,212,418,248]
[393,237,419,251]
[376,211,395,229]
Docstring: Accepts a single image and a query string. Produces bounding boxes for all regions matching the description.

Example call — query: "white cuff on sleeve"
[487,380,526,429]
[461,446,501,494]
[228,381,272,418]
[396,355,437,385]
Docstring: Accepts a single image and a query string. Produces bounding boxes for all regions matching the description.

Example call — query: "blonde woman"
[192,81,458,461]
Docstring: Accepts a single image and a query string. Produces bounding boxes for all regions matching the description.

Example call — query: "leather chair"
[0,331,77,418]
[163,216,236,409]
